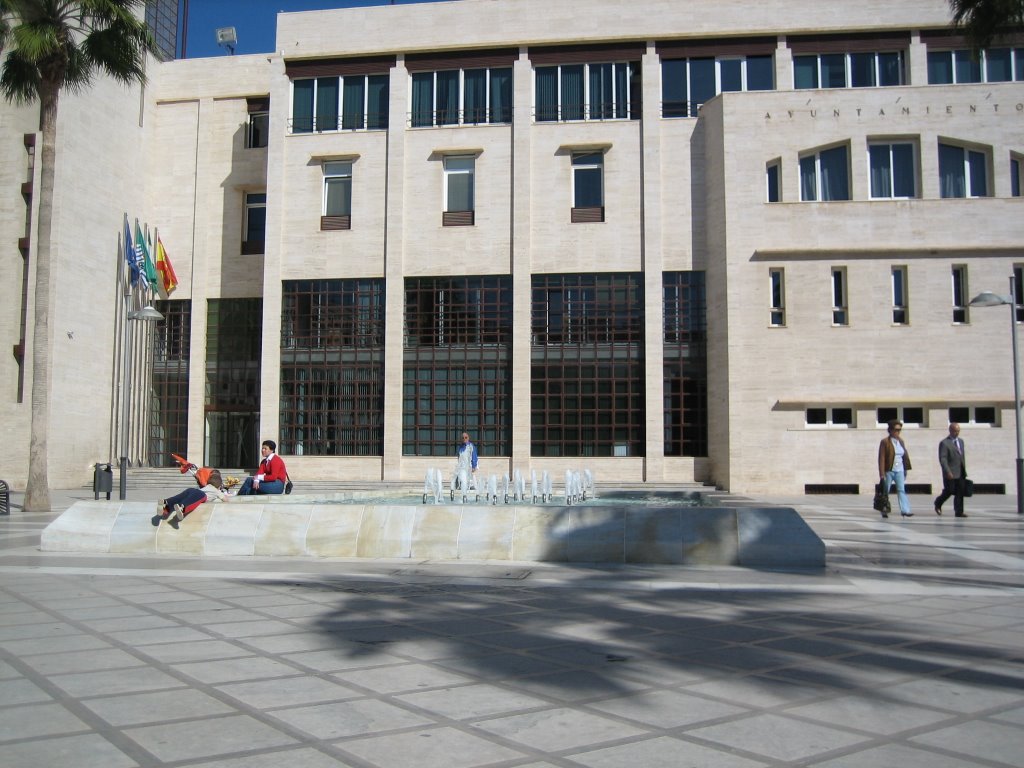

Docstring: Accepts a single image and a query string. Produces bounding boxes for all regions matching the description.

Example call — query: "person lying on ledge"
[236,439,288,495]
[153,467,230,529]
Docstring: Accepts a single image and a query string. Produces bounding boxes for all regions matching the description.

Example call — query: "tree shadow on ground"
[249,575,1024,706]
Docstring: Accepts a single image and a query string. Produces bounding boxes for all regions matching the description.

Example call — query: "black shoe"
[168,516,179,529]
[151,514,162,527]
[934,504,942,515]
[901,512,914,517]
[881,511,889,518]
[955,513,968,518]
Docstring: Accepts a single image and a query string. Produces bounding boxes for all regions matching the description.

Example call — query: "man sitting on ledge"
[236,439,288,496]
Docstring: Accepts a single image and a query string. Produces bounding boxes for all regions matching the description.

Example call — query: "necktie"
[956,439,962,455]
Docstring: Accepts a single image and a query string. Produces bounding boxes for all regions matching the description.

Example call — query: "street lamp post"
[119,306,164,500]
[969,275,1024,516]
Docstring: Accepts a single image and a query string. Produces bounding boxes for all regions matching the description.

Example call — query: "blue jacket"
[458,441,478,470]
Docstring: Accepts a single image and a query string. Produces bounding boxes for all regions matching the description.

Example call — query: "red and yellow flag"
[155,236,178,295]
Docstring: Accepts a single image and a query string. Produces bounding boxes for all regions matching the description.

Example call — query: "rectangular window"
[537,62,639,122]
[939,142,990,198]
[951,265,969,324]
[660,55,774,118]
[1015,265,1024,323]
[149,299,191,467]
[247,111,269,149]
[443,155,475,226]
[404,276,513,457]
[290,74,389,133]
[794,51,905,89]
[571,152,604,222]
[1011,154,1021,197]
[322,161,352,230]
[281,279,386,456]
[949,405,997,426]
[800,144,850,201]
[663,272,708,457]
[869,141,917,199]
[806,407,854,427]
[766,160,780,202]
[877,406,926,427]
[769,268,785,326]
[928,47,1024,83]
[892,265,908,325]
[412,66,513,127]
[831,267,848,326]
[531,273,645,457]
[242,192,266,254]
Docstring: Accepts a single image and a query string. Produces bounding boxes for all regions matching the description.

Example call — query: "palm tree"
[949,0,1024,49]
[1,1,153,512]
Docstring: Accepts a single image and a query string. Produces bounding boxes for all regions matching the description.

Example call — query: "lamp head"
[968,291,1011,308]
[129,306,164,321]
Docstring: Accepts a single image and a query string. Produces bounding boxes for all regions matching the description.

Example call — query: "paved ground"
[1,487,1022,767]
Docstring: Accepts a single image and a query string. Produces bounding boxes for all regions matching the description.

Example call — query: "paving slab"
[0,487,1023,767]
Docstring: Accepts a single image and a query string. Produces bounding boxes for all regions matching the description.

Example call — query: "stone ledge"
[40,499,825,568]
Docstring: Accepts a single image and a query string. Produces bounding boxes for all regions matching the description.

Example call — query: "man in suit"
[934,423,967,518]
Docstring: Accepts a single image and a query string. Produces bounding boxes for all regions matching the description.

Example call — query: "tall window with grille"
[663,272,707,457]
[280,279,386,456]
[531,273,645,457]
[149,300,191,467]
[206,299,263,469]
[403,276,513,457]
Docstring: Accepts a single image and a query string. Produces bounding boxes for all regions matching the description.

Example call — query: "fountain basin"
[40,494,824,567]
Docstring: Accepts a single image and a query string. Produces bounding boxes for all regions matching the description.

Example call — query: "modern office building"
[1,0,1022,495]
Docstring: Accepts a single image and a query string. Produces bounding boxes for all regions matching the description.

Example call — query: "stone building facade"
[1,0,1022,495]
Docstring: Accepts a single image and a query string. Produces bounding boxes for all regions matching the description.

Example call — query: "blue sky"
[184,0,450,58]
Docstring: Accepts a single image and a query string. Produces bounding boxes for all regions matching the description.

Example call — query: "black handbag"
[284,474,293,495]
[963,479,973,497]
[872,482,891,515]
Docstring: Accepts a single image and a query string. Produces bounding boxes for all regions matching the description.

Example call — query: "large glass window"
[291,73,389,133]
[149,299,191,467]
[532,273,645,457]
[206,298,263,469]
[411,66,513,127]
[939,142,990,198]
[800,145,850,201]
[280,279,386,456]
[536,61,640,122]
[794,51,905,89]
[403,276,513,457]
[928,47,1024,84]
[661,54,773,117]
[663,272,707,457]
[869,141,917,198]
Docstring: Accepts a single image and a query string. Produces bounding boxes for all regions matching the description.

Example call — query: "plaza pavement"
[0,485,1022,767]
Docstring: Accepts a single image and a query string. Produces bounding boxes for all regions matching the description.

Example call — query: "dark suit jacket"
[938,436,966,479]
